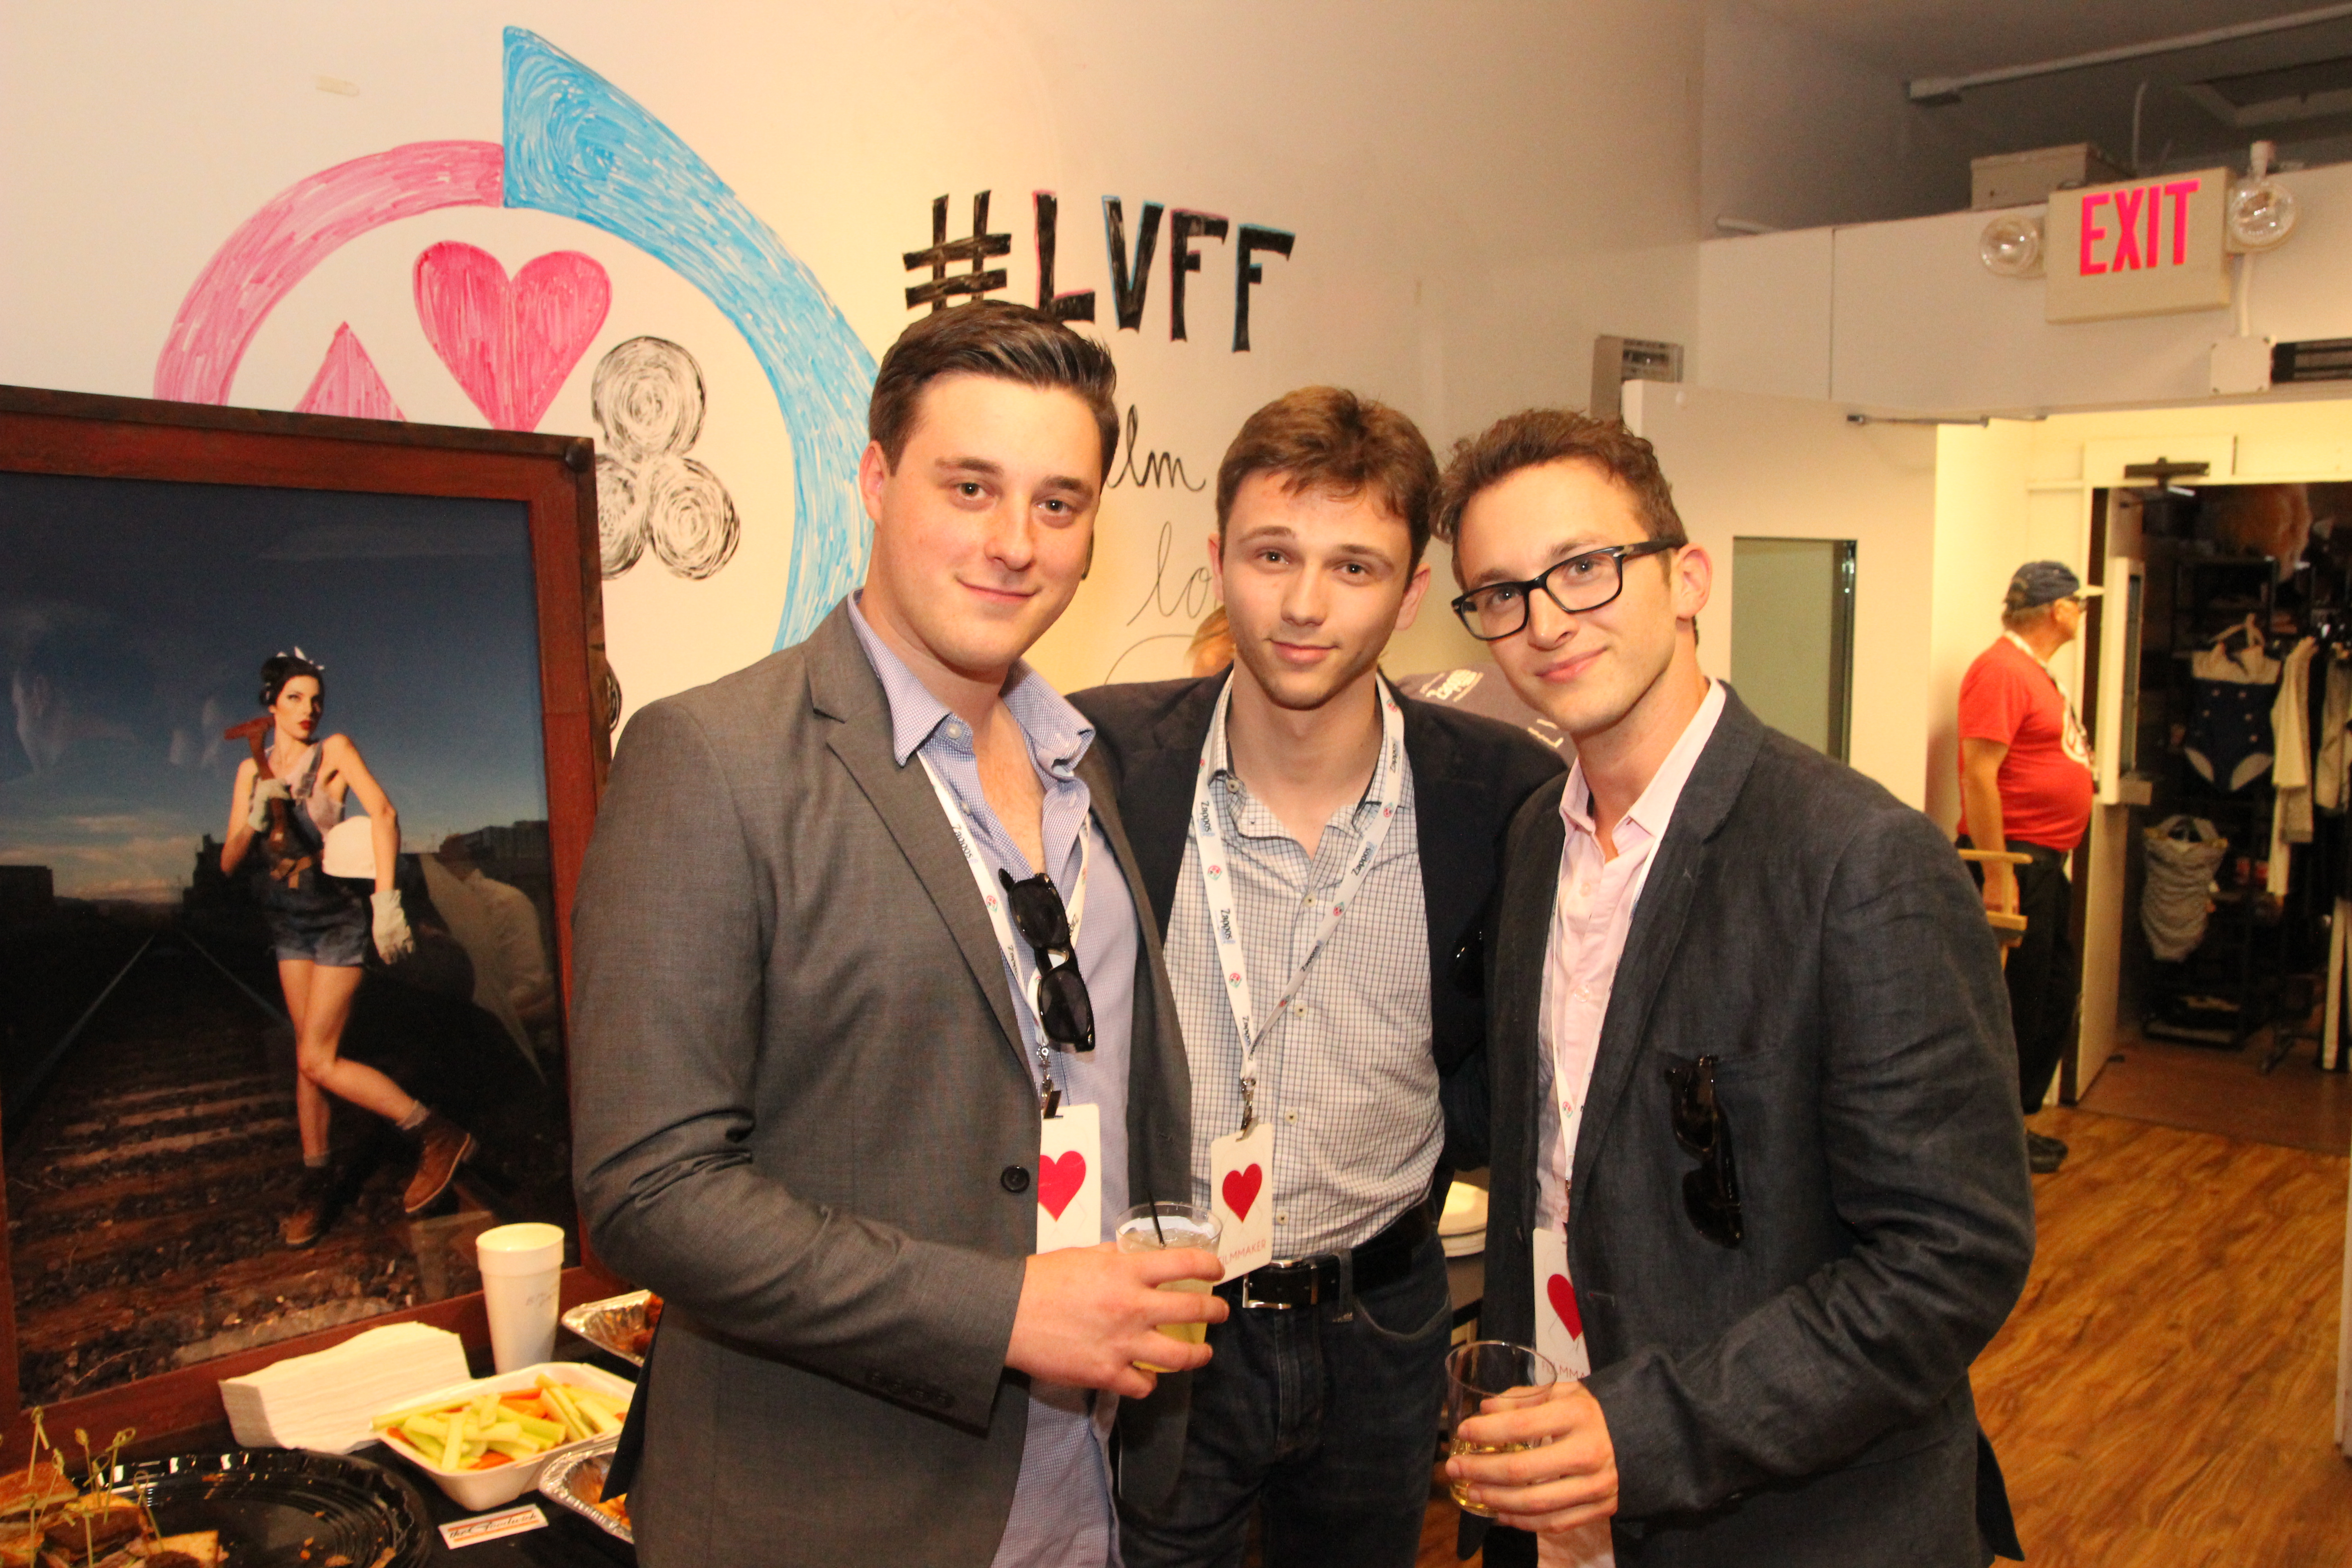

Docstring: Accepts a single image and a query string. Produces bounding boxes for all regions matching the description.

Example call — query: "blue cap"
[2004,561,2099,611]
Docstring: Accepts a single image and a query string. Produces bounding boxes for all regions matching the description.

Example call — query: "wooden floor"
[1413,1104,2352,1566]
[2078,1028,2352,1156]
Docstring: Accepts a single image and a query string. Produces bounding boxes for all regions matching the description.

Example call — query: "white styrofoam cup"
[476,1222,565,1372]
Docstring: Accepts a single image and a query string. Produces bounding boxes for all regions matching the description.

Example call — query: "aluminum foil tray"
[539,1437,632,1545]
[562,1289,656,1366]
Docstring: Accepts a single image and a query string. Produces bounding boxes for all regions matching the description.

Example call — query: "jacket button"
[1001,1165,1031,1194]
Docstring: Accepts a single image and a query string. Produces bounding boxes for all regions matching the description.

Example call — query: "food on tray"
[0,1422,231,1568]
[373,1377,629,1470]
[0,1466,77,1521]
[567,1459,630,1530]
[617,1295,663,1358]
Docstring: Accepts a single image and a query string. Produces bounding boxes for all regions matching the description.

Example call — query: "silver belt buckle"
[1239,1258,1316,1311]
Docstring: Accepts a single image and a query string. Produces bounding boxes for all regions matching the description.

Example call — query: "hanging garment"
[2185,627,2282,792]
[2318,652,2352,812]
[2142,814,2229,962]
[2269,638,2318,896]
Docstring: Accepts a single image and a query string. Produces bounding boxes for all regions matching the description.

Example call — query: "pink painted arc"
[413,242,611,431]
[154,141,505,405]
[296,324,405,421]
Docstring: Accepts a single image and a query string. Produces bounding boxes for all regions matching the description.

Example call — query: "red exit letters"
[2078,178,2203,275]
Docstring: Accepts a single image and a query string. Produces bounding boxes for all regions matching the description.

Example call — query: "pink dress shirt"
[1533,679,1726,1235]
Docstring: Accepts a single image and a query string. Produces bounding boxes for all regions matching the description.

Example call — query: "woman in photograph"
[221,650,475,1247]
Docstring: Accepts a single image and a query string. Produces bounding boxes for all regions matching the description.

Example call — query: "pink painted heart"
[1038,1150,1089,1221]
[1220,1163,1264,1223]
[414,241,611,431]
[1547,1274,1583,1340]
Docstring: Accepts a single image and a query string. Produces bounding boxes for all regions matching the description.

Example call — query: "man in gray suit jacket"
[570,302,1225,1566]
[1433,411,2036,1567]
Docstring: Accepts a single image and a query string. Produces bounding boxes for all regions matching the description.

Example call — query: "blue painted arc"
[499,28,877,652]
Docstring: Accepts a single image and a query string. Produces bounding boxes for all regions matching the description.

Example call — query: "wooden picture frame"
[0,385,620,1459]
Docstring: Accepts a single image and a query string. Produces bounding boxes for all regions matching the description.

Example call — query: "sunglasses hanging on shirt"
[1665,1054,1743,1247]
[998,868,1095,1052]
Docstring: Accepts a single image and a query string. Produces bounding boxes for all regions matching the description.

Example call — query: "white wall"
[0,0,1711,720]
[1627,380,1939,808]
[1697,161,2352,416]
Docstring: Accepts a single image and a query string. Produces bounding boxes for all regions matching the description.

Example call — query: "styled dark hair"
[258,651,326,710]
[1432,411,1687,567]
[867,301,1120,481]
[1215,387,1438,568]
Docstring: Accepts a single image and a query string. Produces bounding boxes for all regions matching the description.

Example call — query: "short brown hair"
[1215,387,1438,568]
[1432,411,1687,565]
[868,301,1120,480]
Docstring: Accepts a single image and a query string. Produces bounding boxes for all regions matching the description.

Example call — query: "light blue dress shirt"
[848,596,1136,1568]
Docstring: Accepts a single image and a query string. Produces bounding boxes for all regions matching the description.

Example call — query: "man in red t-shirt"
[1959,560,2098,1174]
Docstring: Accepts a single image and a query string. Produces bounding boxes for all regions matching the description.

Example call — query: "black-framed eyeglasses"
[1450,540,1679,642]
[1664,1055,1742,1247]
[999,868,1095,1052]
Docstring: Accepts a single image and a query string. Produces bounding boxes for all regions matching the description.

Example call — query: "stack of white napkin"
[220,1323,470,1453]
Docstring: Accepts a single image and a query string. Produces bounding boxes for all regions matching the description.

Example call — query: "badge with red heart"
[1035,1102,1101,1252]
[1532,1226,1591,1377]
[1209,1122,1274,1280]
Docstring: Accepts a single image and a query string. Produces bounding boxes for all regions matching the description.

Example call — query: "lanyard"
[918,751,1090,1117]
[2002,632,2092,765]
[1190,671,1406,1133]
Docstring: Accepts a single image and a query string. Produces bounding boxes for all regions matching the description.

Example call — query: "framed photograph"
[0,385,610,1452]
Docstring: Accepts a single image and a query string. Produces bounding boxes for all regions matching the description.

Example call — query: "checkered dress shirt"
[1165,707,1439,1259]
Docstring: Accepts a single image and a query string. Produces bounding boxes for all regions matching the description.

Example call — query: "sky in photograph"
[0,473,549,901]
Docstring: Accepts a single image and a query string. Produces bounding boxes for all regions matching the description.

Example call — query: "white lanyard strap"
[1190,672,1406,1132]
[918,750,1089,1115]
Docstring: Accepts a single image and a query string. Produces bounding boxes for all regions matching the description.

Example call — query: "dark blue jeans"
[1117,1232,1454,1568]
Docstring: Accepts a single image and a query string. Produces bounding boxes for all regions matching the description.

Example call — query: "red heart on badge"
[1221,1164,1264,1222]
[1547,1274,1583,1340]
[1038,1150,1088,1220]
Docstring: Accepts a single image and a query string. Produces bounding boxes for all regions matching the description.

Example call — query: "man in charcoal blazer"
[1436,411,2036,1567]
[569,304,1222,1566]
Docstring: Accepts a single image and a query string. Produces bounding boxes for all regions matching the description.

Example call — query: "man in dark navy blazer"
[1074,387,1562,1567]
[1436,410,2034,1568]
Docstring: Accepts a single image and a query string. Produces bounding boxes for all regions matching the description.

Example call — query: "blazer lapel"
[805,607,1026,1068]
[1569,692,1768,1204]
[1496,785,1567,1223]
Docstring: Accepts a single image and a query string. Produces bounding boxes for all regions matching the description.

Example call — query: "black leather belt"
[1217,1201,1434,1310]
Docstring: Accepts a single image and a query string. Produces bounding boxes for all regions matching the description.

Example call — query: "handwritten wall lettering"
[1032,192,1097,322]
[908,191,1292,349]
[1105,197,1165,332]
[1233,225,1295,352]
[1167,211,1229,341]
[904,191,1011,312]
[1108,405,1208,492]
[1126,519,1218,626]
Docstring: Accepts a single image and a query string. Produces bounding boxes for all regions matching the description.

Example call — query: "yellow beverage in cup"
[1115,1202,1220,1373]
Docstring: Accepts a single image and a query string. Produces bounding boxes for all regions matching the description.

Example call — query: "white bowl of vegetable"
[369,1362,636,1510]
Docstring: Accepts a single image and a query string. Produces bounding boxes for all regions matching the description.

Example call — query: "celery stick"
[441,1409,468,1471]
[509,1415,565,1442]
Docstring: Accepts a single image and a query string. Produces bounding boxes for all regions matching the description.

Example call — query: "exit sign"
[2044,167,2230,323]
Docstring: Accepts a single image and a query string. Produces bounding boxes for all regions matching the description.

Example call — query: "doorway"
[1729,536,1857,761]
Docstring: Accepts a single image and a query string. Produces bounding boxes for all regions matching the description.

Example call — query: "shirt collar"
[1561,677,1727,850]
[845,593,1094,778]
